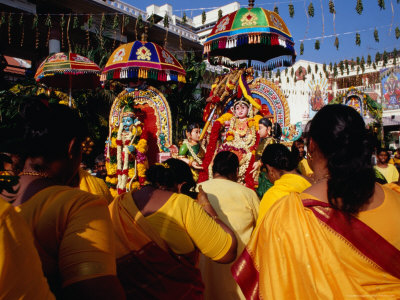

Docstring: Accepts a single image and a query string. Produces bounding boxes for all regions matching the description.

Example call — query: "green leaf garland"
[314,39,320,50]
[374,28,379,42]
[355,32,361,46]
[329,0,336,14]
[300,41,304,55]
[395,27,400,39]
[308,2,315,17]
[356,0,363,14]
[334,36,339,50]
[274,5,279,15]
[289,3,295,17]
[378,0,386,9]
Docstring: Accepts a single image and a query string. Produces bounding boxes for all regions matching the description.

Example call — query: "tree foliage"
[166,52,206,144]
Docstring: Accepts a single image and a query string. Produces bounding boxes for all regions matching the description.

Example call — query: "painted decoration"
[308,78,328,118]
[105,86,174,197]
[381,70,400,110]
[249,77,290,129]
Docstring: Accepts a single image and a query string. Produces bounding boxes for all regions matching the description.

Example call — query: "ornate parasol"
[101,40,186,84]
[35,52,101,106]
[203,2,295,70]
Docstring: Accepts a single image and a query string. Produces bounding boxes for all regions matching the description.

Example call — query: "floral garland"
[198,112,261,189]
[106,121,148,197]
[183,139,203,165]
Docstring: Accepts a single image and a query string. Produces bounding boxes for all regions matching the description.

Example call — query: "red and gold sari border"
[231,249,260,300]
[302,199,400,280]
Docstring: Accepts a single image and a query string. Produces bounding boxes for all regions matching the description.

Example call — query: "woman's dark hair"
[146,158,196,197]
[212,151,239,177]
[258,117,272,128]
[183,123,201,140]
[291,138,305,162]
[272,123,282,141]
[3,96,87,161]
[307,104,375,215]
[261,144,297,171]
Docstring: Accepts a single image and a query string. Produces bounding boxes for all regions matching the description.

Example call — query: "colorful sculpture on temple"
[178,123,205,181]
[106,101,148,196]
[199,97,262,189]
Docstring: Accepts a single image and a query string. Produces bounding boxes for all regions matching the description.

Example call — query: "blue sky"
[128,1,400,65]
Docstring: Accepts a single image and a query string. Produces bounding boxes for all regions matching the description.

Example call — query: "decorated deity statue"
[198,97,262,189]
[177,123,205,181]
[106,104,148,197]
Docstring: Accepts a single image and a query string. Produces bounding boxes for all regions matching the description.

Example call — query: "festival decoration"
[356,32,361,46]
[380,66,400,110]
[378,0,386,10]
[314,40,320,50]
[203,6,296,70]
[105,86,174,196]
[308,2,315,17]
[274,6,279,15]
[374,28,379,42]
[101,40,186,84]
[396,27,400,39]
[356,0,364,15]
[289,3,295,18]
[34,52,101,106]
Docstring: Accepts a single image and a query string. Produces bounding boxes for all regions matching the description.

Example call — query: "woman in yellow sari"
[110,158,238,299]
[1,98,125,299]
[233,104,400,299]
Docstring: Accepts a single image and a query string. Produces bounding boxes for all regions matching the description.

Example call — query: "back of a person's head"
[262,143,297,171]
[145,158,195,192]
[308,104,374,215]
[212,151,239,177]
[19,97,87,161]
[272,123,282,141]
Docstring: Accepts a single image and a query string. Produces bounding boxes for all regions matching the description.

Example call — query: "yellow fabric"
[79,168,113,204]
[389,157,400,165]
[0,197,54,300]
[375,164,399,183]
[298,158,313,177]
[198,178,259,300]
[109,192,169,259]
[17,186,116,289]
[144,192,232,260]
[246,190,400,299]
[257,173,311,226]
[358,185,400,250]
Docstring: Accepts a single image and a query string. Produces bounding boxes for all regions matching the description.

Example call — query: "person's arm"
[195,186,237,263]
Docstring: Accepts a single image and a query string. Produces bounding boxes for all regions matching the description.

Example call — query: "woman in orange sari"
[233,104,400,299]
[110,158,238,299]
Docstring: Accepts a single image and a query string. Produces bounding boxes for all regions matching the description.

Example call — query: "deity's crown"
[121,106,135,118]
[233,97,250,108]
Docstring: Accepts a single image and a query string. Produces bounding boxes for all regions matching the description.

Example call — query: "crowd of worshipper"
[0,95,399,300]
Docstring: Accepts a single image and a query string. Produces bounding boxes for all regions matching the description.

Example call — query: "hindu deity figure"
[310,85,325,111]
[106,105,148,196]
[384,73,400,106]
[199,98,262,189]
[177,123,205,181]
